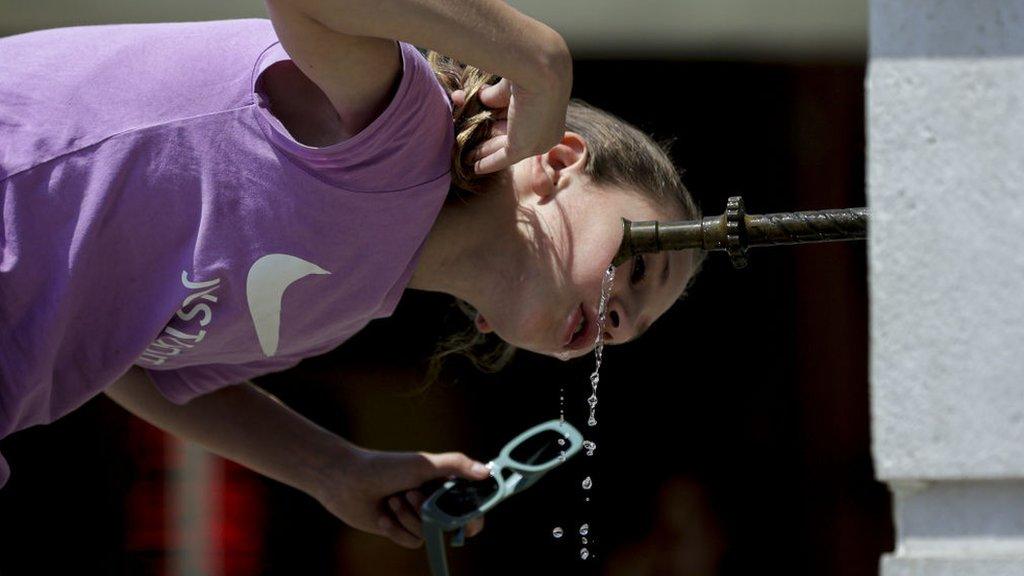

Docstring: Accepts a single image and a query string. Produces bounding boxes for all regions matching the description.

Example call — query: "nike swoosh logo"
[246,253,331,357]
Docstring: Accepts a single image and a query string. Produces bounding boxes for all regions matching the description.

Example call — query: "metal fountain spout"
[611,196,869,269]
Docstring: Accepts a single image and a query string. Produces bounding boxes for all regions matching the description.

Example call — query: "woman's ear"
[474,312,493,334]
[532,131,589,200]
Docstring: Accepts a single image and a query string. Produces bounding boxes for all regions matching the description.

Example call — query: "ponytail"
[425,50,502,194]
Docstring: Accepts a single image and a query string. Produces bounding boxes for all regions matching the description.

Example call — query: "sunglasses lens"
[436,476,500,517]
[508,429,568,466]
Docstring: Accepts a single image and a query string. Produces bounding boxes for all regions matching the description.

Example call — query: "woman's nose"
[602,300,633,343]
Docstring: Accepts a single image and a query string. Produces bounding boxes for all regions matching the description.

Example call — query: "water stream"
[587,265,616,428]
[553,264,616,561]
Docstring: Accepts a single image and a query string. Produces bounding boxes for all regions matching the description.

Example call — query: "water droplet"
[558,451,566,463]
[582,537,588,544]
[552,527,563,539]
[557,438,565,446]
[582,476,592,490]
[582,267,615,434]
[580,548,589,560]
[559,383,565,425]
[579,523,589,536]
[585,497,590,502]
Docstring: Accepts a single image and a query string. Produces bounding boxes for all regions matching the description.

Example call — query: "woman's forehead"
[613,187,687,220]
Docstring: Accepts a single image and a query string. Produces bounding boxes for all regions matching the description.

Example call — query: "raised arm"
[263,0,572,171]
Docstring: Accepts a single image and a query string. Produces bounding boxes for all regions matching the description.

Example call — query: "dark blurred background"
[0,1,892,574]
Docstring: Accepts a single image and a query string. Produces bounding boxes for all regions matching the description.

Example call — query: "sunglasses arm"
[424,521,452,576]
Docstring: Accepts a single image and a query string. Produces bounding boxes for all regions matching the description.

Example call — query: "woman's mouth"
[562,303,595,351]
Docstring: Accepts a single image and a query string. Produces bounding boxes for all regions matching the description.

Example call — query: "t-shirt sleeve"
[138,357,303,405]
[250,39,454,192]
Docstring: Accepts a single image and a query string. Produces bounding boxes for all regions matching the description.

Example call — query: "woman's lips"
[562,304,583,347]
[563,303,596,351]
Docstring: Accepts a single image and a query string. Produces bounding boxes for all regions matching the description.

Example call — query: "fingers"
[478,78,512,109]
[466,515,485,538]
[407,452,490,543]
[452,85,508,120]
[406,489,485,540]
[389,494,424,539]
[421,452,491,481]
[473,140,513,175]
[379,490,484,548]
[377,512,422,549]
[453,81,512,175]
[406,489,425,512]
[467,121,509,166]
[488,119,509,136]
[467,122,509,165]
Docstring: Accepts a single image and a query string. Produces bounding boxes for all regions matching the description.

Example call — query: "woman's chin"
[486,328,575,359]
[527,343,585,361]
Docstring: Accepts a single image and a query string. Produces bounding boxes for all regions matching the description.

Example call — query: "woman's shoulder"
[252,39,455,192]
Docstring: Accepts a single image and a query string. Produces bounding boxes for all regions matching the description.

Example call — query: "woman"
[0,0,702,550]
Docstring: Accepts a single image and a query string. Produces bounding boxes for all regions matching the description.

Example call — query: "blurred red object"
[122,418,266,576]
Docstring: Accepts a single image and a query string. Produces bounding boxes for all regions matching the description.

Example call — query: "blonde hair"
[417,50,706,391]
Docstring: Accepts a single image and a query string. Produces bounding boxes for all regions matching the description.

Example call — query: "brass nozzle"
[611,196,868,269]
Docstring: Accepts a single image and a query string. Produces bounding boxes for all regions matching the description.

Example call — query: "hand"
[452,73,570,176]
[316,445,490,549]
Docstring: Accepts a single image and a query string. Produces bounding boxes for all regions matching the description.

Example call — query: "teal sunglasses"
[419,419,585,576]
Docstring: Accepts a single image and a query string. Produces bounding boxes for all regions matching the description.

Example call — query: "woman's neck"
[407,174,527,308]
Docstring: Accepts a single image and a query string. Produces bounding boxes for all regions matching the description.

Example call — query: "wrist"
[305,435,363,502]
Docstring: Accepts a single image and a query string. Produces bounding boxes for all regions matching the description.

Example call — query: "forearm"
[280,0,571,93]
[105,366,354,498]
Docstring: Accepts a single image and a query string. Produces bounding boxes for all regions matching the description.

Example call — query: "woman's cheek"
[512,304,556,350]
[574,239,617,282]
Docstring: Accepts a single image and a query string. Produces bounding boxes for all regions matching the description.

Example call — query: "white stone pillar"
[868,1,1024,574]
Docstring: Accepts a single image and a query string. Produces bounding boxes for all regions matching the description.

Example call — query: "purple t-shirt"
[0,19,453,485]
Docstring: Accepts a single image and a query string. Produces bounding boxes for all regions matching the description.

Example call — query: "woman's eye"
[630,254,647,285]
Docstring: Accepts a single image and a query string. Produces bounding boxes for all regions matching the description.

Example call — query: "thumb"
[422,452,491,482]
[478,78,512,108]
